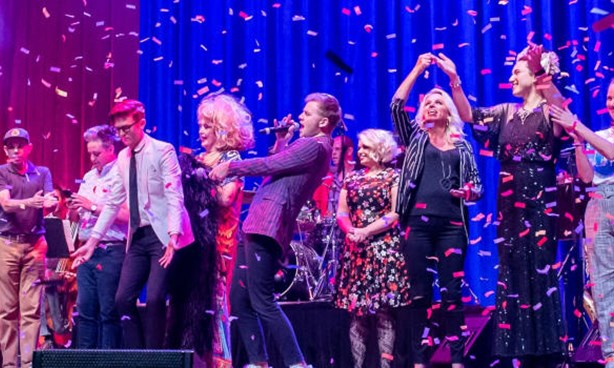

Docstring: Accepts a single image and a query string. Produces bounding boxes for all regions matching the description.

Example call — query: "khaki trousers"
[0,236,46,368]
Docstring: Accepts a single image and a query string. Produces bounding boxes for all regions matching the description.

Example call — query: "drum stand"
[313,218,341,300]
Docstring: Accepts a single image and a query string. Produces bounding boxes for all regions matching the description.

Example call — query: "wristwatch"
[90,204,98,213]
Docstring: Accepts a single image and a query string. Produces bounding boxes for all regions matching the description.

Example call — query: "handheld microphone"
[258,122,300,135]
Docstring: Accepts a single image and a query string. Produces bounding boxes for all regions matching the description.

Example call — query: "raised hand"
[524,44,544,74]
[413,53,435,75]
[434,53,458,79]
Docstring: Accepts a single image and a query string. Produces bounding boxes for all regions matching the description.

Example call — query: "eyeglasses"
[115,120,140,135]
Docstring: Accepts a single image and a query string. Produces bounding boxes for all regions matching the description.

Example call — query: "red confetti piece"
[179,146,193,154]
[521,6,533,16]
[479,149,494,157]
[537,237,548,247]
[165,182,172,189]
[519,228,530,237]
[514,202,526,209]
[481,69,492,75]
[498,323,511,330]
[453,271,465,278]
[432,43,445,50]
[500,189,513,197]
[499,83,513,89]
[415,203,427,209]
[341,8,351,16]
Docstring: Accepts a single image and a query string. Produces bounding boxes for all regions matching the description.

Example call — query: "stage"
[230,302,494,368]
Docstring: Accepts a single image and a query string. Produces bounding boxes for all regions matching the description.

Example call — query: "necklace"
[517,100,546,125]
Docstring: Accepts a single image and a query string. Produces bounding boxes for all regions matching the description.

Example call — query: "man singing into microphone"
[211,93,340,368]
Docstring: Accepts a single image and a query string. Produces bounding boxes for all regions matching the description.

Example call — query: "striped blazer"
[391,98,483,226]
[228,135,332,252]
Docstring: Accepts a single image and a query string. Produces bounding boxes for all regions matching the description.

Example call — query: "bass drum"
[274,241,321,301]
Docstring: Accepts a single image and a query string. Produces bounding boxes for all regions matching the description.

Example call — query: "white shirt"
[587,127,614,186]
[77,160,128,242]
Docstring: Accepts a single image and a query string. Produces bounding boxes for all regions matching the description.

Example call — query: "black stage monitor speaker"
[33,349,193,368]
[430,311,492,367]
[572,323,605,367]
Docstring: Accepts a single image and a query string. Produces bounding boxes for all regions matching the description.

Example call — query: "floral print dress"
[334,168,410,316]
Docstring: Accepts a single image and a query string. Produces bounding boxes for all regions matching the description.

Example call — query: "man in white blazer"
[72,100,194,348]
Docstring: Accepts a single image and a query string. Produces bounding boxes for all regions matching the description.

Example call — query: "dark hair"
[109,99,145,125]
[334,135,354,178]
[83,124,123,154]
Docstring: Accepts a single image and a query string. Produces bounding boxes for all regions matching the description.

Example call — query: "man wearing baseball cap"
[0,128,58,368]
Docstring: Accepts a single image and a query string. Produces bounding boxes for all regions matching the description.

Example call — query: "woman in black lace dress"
[450,45,567,367]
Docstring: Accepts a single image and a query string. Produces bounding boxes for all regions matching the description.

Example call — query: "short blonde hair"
[197,94,255,151]
[358,129,398,164]
[415,88,465,144]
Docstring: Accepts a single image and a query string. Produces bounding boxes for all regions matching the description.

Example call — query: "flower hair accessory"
[517,45,561,76]
[540,51,560,75]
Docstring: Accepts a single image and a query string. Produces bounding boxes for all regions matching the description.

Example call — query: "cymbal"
[242,190,256,205]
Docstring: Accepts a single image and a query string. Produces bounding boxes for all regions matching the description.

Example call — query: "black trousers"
[230,234,305,366]
[401,216,468,365]
[115,226,169,349]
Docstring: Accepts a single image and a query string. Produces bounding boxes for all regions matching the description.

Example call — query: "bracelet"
[449,77,462,89]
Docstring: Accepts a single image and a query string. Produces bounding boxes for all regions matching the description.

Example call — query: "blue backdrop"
[138,0,613,307]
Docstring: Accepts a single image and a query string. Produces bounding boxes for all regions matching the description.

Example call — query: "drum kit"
[274,200,344,302]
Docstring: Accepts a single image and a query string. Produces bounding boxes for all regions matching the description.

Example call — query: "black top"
[0,162,53,235]
[390,98,483,226]
[410,142,462,220]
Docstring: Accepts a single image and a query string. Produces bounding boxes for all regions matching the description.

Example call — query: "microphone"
[258,122,300,135]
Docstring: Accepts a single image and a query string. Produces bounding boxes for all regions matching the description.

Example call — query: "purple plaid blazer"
[228,135,332,252]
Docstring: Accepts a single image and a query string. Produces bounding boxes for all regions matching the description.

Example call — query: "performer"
[0,128,57,368]
[334,128,410,368]
[551,78,614,368]
[40,185,71,349]
[313,135,356,217]
[451,45,567,366]
[71,100,194,349]
[210,92,339,368]
[166,93,254,368]
[68,125,128,349]
[391,54,483,368]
